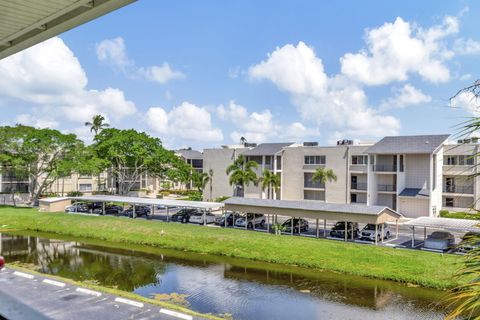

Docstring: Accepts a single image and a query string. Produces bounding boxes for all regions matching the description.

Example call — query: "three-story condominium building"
[203,134,480,218]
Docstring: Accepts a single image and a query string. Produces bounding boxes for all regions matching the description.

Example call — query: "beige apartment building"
[202,135,480,218]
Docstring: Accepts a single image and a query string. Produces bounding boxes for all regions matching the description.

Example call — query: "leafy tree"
[258,169,280,199]
[85,114,109,135]
[311,167,337,185]
[91,128,189,195]
[0,125,85,205]
[226,155,258,197]
[191,171,210,193]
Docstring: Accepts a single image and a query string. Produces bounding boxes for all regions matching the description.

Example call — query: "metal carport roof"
[404,216,480,233]
[0,0,136,59]
[70,195,224,210]
[223,197,401,224]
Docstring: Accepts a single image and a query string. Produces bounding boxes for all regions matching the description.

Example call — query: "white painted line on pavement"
[159,308,193,320]
[13,271,34,279]
[42,279,66,287]
[76,287,102,297]
[114,297,144,308]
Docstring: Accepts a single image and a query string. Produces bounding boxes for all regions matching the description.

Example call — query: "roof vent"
[303,142,318,146]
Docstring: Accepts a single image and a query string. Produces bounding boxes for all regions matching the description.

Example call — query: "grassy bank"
[0,206,462,289]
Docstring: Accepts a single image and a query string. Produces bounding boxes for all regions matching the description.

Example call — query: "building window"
[351,155,368,165]
[304,155,326,165]
[79,184,92,192]
[444,155,474,166]
[350,193,357,203]
[445,197,454,207]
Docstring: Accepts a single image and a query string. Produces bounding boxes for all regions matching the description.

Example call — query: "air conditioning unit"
[244,143,257,148]
[303,142,318,146]
[337,139,353,145]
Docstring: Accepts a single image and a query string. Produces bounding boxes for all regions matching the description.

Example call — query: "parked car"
[282,218,309,233]
[456,232,480,254]
[171,208,197,223]
[0,256,5,269]
[189,211,216,224]
[215,211,235,226]
[123,205,151,218]
[65,202,90,213]
[359,223,391,241]
[424,231,455,251]
[330,222,359,239]
[234,213,265,229]
[93,204,124,215]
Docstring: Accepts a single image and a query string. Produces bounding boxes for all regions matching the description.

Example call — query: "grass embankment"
[0,206,462,289]
[440,210,480,220]
[7,263,225,320]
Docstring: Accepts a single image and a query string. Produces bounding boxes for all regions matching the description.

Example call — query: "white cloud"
[0,37,136,127]
[379,84,431,110]
[15,114,59,129]
[454,38,480,55]
[249,42,400,140]
[96,37,131,71]
[147,102,223,142]
[96,37,184,84]
[340,16,458,85]
[451,91,480,116]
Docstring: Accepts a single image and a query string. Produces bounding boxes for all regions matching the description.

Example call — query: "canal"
[0,232,447,319]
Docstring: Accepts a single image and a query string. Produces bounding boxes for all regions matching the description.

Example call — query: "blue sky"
[1,0,480,149]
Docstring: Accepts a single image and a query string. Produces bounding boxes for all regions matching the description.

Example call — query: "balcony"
[377,184,396,192]
[304,180,325,189]
[351,182,367,191]
[373,164,397,172]
[443,185,474,194]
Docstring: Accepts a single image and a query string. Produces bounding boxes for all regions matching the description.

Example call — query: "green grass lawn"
[440,210,480,220]
[0,206,462,289]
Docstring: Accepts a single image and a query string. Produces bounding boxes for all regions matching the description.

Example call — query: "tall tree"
[311,167,337,186]
[0,125,85,205]
[226,155,258,197]
[191,171,210,193]
[85,115,109,135]
[91,128,189,195]
[208,169,214,201]
[258,169,281,199]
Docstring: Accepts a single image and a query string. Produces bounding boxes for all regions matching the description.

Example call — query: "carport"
[223,197,401,244]
[404,217,480,247]
[64,195,223,223]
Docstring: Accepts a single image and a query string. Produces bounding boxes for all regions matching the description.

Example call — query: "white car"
[359,223,391,241]
[234,213,265,229]
[189,211,216,224]
[424,231,455,251]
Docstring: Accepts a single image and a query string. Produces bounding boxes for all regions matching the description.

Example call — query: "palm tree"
[191,171,210,193]
[240,136,248,145]
[311,167,337,186]
[208,169,214,201]
[85,114,109,135]
[226,155,258,197]
[259,169,281,199]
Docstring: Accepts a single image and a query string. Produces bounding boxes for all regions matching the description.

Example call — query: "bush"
[439,210,449,217]
[67,191,83,197]
[40,192,59,198]
[185,191,202,201]
[214,196,230,202]
[92,191,112,195]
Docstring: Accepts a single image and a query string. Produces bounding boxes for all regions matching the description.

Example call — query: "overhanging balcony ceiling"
[0,0,136,60]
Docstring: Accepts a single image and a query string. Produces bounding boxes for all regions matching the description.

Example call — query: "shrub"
[439,210,449,217]
[40,192,59,198]
[214,196,230,202]
[92,191,112,195]
[67,191,83,197]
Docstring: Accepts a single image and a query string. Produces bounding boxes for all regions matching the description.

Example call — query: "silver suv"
[234,213,265,229]
[359,223,391,241]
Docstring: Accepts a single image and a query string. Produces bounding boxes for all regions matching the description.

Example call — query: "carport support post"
[411,226,415,247]
[151,205,154,219]
[374,224,378,245]
[291,217,294,236]
[133,204,136,219]
[267,214,270,233]
[102,202,105,216]
[203,210,207,226]
[245,213,248,230]
[351,223,354,240]
[166,207,169,222]
[253,213,256,231]
[324,219,327,238]
[395,219,399,240]
[344,221,347,242]
[316,218,319,238]
[381,223,384,243]
[423,227,426,241]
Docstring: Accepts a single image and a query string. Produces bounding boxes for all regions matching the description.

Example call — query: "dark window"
[445,197,454,207]
[350,193,357,203]
[304,155,326,165]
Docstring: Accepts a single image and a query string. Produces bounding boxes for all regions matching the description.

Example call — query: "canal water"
[0,232,447,319]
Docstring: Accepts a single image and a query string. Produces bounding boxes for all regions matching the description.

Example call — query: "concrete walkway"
[0,267,203,320]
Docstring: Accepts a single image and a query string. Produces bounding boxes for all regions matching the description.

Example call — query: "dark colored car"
[330,221,359,239]
[124,205,151,218]
[65,202,90,213]
[215,212,235,226]
[93,204,124,215]
[171,208,198,223]
[282,218,309,233]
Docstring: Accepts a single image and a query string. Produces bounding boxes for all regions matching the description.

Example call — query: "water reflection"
[0,233,446,320]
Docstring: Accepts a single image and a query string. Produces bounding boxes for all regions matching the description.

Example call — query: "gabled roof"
[242,143,294,156]
[367,135,449,154]
[175,149,203,159]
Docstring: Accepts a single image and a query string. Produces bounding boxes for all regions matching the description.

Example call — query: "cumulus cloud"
[450,91,480,116]
[249,42,400,140]
[454,38,480,55]
[96,37,184,84]
[340,16,458,85]
[147,102,223,142]
[379,84,431,110]
[0,37,136,127]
